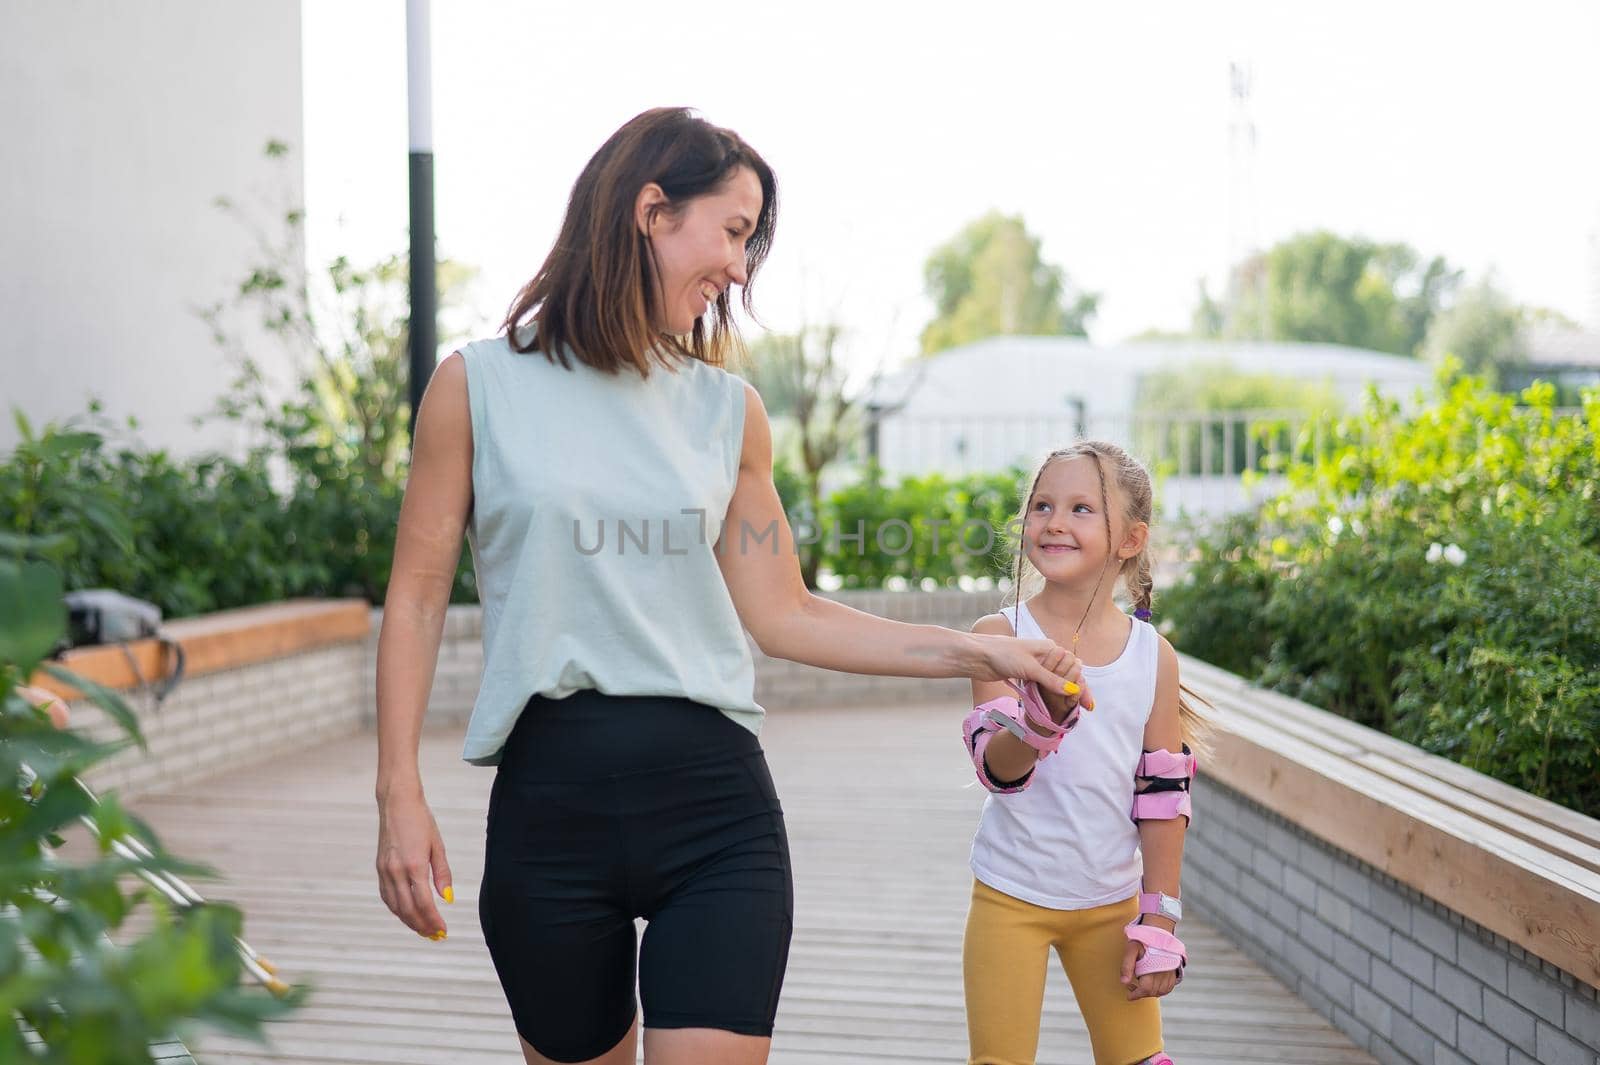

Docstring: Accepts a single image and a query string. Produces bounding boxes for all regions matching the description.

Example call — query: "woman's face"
[639,166,763,335]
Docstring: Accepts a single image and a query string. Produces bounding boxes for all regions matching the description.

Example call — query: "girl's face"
[1023,455,1145,585]
[637,166,763,335]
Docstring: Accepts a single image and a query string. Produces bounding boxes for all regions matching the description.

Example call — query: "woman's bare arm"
[377,351,472,795]
[717,382,1076,692]
[374,351,472,939]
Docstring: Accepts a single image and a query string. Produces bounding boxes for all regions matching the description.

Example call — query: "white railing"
[867,408,1320,527]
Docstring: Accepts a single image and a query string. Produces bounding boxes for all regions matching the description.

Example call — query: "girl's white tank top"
[968,601,1157,909]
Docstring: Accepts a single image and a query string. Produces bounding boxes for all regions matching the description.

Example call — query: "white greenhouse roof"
[867,336,1435,417]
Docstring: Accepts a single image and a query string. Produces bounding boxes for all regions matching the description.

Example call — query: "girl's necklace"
[1071,556,1115,653]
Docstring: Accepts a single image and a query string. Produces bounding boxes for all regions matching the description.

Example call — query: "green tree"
[1137,361,1342,417]
[1419,276,1526,386]
[201,143,482,483]
[196,141,482,605]
[1198,231,1459,356]
[738,325,868,589]
[920,212,1096,355]
[1189,277,1227,338]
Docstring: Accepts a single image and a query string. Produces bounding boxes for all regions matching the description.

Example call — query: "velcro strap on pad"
[1132,790,1192,824]
[1125,921,1187,981]
[975,690,1066,757]
[1135,746,1197,780]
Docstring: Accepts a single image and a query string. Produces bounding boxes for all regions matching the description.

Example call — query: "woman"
[374,107,1087,1065]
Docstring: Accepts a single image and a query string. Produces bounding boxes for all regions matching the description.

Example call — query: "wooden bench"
[1184,653,1600,990]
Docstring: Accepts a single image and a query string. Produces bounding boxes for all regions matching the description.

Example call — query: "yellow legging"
[963,879,1164,1065]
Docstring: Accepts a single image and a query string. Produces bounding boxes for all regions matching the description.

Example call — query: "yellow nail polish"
[431,930,447,941]
[1063,681,1080,696]
[442,886,455,904]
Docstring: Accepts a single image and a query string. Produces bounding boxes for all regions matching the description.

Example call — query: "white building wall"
[0,2,305,459]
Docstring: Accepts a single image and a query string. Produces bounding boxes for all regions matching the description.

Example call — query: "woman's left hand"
[1120,938,1179,1000]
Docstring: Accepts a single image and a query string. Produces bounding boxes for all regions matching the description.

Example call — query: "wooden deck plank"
[128,702,1373,1064]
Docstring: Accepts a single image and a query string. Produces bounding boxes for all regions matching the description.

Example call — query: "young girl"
[960,440,1206,1065]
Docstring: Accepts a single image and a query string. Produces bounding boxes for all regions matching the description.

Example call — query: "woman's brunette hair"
[503,107,778,375]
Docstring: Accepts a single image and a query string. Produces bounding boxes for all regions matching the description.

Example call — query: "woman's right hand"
[970,633,1094,713]
[376,788,454,940]
[16,684,70,729]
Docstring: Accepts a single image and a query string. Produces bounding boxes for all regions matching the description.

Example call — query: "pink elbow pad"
[1131,789,1193,823]
[1137,747,1198,780]
[1131,745,1196,825]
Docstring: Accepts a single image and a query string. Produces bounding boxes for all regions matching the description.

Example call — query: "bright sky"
[302,0,1600,377]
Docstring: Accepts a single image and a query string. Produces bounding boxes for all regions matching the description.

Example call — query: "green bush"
[1163,371,1600,815]
[0,540,299,1059]
[821,465,1023,588]
[0,409,473,620]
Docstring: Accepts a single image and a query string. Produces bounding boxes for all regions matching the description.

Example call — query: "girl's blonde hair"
[1005,440,1212,754]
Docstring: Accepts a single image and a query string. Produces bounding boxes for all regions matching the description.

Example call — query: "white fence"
[868,408,1320,527]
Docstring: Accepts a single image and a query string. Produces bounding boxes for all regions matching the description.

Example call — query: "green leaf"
[0,531,70,557]
[0,561,64,671]
[40,663,145,748]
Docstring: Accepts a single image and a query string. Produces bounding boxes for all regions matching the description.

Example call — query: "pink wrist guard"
[961,680,1080,794]
[1125,920,1187,983]
[1138,891,1183,923]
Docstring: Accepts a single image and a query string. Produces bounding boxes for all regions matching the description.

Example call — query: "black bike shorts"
[478,690,793,1062]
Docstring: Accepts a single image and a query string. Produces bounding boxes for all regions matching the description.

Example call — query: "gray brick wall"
[1187,778,1600,1065]
[71,640,367,799]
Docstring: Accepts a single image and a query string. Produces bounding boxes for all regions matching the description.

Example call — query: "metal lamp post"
[406,0,436,439]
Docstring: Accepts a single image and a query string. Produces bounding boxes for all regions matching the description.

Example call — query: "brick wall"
[1187,780,1600,1065]
[71,640,367,799]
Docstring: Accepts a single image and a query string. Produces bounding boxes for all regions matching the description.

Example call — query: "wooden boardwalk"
[135,702,1375,1065]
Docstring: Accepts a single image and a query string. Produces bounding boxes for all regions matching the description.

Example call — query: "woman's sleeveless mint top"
[457,335,764,766]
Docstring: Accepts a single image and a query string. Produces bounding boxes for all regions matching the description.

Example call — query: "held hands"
[1120,923,1180,1001]
[376,788,455,941]
[973,634,1094,719]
